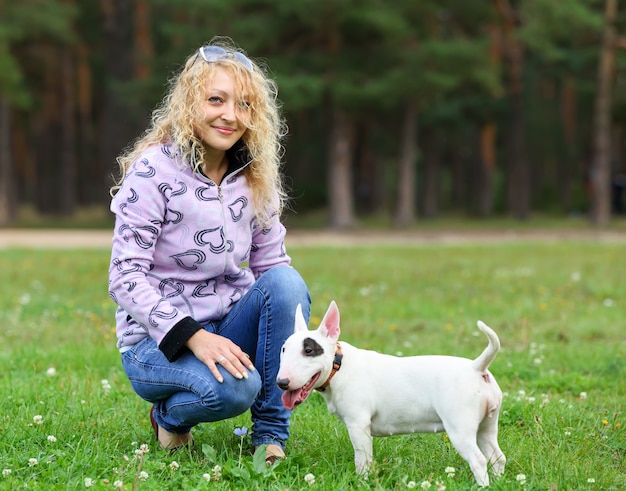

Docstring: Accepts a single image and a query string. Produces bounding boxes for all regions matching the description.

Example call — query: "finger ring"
[217,357,226,364]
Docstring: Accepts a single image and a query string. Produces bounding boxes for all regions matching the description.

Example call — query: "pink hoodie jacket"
[108,143,290,361]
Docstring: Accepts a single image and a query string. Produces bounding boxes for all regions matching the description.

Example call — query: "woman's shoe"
[256,443,285,465]
[149,406,193,451]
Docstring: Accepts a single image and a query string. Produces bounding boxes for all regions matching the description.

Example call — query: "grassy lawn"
[0,241,624,490]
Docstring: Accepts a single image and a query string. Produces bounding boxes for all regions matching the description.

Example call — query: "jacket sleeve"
[108,156,201,361]
[248,208,291,277]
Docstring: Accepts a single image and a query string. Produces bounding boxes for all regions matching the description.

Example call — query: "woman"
[108,37,310,462]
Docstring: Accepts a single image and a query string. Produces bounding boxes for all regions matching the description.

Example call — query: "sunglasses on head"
[197,45,254,72]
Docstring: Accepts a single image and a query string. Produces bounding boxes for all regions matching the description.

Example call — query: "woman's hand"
[186,330,255,383]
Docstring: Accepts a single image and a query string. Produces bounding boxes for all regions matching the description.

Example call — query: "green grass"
[0,242,624,490]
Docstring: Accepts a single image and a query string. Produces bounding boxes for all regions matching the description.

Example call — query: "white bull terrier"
[277,301,506,486]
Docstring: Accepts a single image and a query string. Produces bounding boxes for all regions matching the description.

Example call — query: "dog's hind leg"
[346,422,374,475]
[445,426,490,487]
[477,418,506,477]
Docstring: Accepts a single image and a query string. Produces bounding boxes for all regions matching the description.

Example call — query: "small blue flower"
[233,427,248,437]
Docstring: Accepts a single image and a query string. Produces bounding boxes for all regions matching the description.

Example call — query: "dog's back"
[321,340,502,437]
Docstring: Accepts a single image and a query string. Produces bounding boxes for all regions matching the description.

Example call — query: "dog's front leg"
[346,422,373,475]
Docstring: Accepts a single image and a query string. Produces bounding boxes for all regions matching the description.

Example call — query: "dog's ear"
[294,303,308,332]
[319,301,340,341]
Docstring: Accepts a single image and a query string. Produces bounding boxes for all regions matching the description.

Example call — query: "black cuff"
[159,316,203,362]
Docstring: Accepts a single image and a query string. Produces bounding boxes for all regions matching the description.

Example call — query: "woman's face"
[194,66,249,151]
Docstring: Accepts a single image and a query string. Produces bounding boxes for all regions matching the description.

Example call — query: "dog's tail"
[471,321,501,372]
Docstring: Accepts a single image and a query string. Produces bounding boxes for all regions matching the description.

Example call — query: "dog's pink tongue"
[282,389,303,410]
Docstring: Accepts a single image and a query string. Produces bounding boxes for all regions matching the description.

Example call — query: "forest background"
[1,0,626,230]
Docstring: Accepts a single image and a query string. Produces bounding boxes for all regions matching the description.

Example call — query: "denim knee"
[261,266,309,306]
[222,369,263,416]
[186,368,263,423]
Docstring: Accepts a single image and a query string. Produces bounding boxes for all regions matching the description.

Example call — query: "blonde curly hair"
[110,37,288,226]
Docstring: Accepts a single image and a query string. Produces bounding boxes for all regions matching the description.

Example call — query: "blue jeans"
[121,266,310,448]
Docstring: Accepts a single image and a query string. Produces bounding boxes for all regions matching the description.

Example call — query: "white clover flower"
[113,480,123,489]
[435,480,446,491]
[444,466,456,477]
[47,435,57,443]
[516,473,527,485]
[304,473,315,485]
[212,464,222,481]
[420,481,432,489]
[579,392,588,401]
[84,477,94,487]
[134,444,150,456]
[407,481,416,488]
[2,469,11,477]
[587,478,595,484]
[202,473,211,482]
[101,379,112,392]
[46,367,57,377]
[138,471,148,482]
[28,458,38,467]
[603,298,614,307]
[33,415,43,425]
[169,461,179,471]
[571,272,581,282]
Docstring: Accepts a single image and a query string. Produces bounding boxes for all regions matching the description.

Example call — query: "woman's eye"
[208,96,222,104]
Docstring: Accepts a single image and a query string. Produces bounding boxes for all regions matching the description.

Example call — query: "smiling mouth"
[281,372,321,410]
[213,126,235,135]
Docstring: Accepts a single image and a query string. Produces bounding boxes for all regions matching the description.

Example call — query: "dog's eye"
[304,347,313,355]
[281,346,285,353]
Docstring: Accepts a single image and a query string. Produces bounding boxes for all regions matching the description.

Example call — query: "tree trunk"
[506,89,530,220]
[495,0,530,220]
[559,76,577,212]
[327,108,355,228]
[60,47,77,216]
[76,41,97,205]
[34,44,61,214]
[394,101,417,227]
[100,0,134,197]
[420,129,439,219]
[133,0,153,127]
[0,97,16,225]
[449,127,468,212]
[354,122,384,215]
[477,122,496,216]
[589,0,617,226]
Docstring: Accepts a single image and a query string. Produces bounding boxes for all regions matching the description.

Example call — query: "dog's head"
[276,301,341,410]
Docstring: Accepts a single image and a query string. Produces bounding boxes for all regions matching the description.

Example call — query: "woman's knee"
[216,370,263,417]
[261,266,309,304]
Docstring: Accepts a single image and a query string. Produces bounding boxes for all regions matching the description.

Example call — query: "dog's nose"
[276,377,290,390]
